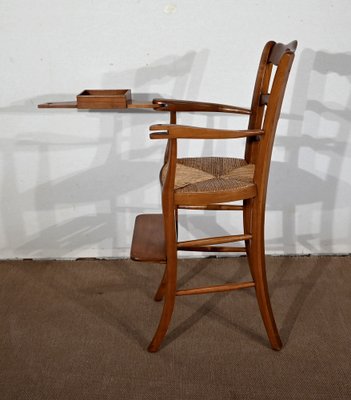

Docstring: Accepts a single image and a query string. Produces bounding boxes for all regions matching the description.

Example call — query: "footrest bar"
[176,281,255,296]
[178,245,246,252]
[178,234,251,249]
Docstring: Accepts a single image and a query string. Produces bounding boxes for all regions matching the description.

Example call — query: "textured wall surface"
[1,0,350,258]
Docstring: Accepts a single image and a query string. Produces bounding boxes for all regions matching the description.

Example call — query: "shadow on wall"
[267,49,351,254]
[2,48,351,257]
[0,50,209,258]
[175,49,351,255]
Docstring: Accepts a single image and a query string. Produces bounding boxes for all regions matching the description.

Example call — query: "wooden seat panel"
[131,214,166,262]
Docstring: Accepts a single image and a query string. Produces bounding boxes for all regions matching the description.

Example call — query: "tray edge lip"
[77,89,131,98]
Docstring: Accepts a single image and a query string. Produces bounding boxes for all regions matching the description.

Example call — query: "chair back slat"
[245,40,297,173]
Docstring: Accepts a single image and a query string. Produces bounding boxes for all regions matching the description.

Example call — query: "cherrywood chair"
[131,40,298,352]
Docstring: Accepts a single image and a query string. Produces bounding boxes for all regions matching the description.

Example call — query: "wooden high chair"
[131,40,298,352]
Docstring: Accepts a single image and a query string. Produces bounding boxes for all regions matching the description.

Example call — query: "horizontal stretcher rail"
[177,234,251,248]
[176,281,255,296]
[178,204,243,211]
[177,245,246,252]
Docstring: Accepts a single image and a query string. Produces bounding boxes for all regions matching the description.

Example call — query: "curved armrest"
[149,124,264,139]
[152,98,251,115]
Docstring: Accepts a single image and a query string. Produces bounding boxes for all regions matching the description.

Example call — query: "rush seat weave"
[161,157,255,193]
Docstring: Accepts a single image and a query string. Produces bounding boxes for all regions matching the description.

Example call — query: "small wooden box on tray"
[76,89,132,109]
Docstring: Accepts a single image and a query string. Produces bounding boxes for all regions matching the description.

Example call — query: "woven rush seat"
[161,157,256,195]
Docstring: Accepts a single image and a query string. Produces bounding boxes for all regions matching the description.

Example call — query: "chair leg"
[154,266,167,301]
[148,258,177,352]
[243,199,252,257]
[248,206,282,351]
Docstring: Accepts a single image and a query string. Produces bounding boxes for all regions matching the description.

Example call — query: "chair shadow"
[266,49,351,344]
[0,49,209,258]
[269,256,329,344]
[267,48,351,255]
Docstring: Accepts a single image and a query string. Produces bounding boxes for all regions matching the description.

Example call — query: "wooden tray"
[37,89,159,110]
[76,89,132,109]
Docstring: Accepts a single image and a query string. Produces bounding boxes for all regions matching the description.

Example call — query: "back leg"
[248,205,282,350]
[148,259,177,352]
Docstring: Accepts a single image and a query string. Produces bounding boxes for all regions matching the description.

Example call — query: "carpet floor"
[0,256,350,399]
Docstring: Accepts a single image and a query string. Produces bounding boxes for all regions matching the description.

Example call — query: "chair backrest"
[245,40,297,198]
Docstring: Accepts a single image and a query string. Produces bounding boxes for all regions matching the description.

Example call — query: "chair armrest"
[149,124,264,139]
[152,98,251,115]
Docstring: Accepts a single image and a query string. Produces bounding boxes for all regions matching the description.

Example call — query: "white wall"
[1,0,351,258]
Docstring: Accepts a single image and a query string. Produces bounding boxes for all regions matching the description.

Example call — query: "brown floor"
[0,256,350,399]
